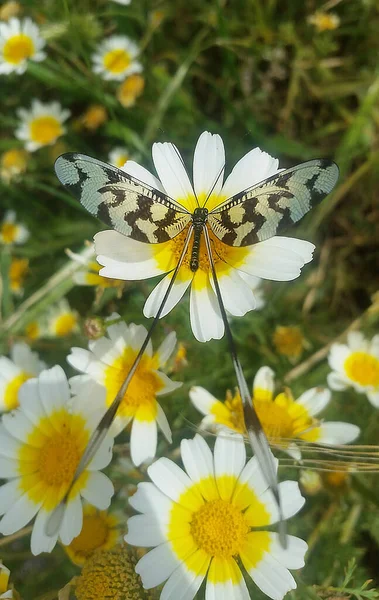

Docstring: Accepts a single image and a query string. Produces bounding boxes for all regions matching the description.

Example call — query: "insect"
[51,151,339,542]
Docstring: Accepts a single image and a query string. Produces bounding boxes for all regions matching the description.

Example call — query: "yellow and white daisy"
[0,365,114,555]
[63,504,121,566]
[67,314,181,466]
[15,99,70,152]
[9,256,28,296]
[67,247,124,289]
[95,131,315,342]
[190,366,360,460]
[0,562,14,599]
[110,0,132,5]
[116,74,144,108]
[0,148,27,183]
[79,104,107,131]
[0,17,46,75]
[0,342,45,412]
[0,210,29,245]
[46,298,79,337]
[308,11,340,32]
[273,325,305,360]
[328,331,379,407]
[25,320,42,341]
[92,35,142,81]
[109,147,130,169]
[126,433,307,600]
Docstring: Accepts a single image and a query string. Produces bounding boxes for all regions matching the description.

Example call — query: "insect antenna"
[45,226,194,538]
[202,162,225,209]
[202,225,287,548]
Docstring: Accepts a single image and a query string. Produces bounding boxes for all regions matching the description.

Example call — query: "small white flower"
[67,314,181,466]
[190,365,360,460]
[15,99,70,152]
[108,147,130,169]
[0,342,45,412]
[110,0,131,4]
[92,35,142,81]
[0,365,114,555]
[46,299,79,337]
[328,331,379,407]
[0,210,29,245]
[95,131,315,342]
[126,433,307,600]
[0,17,46,75]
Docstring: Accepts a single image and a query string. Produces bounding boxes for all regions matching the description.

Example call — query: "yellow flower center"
[1,148,27,171]
[38,429,82,487]
[213,390,245,433]
[81,105,107,130]
[104,349,163,420]
[117,74,145,108]
[114,153,129,169]
[64,509,117,566]
[344,351,379,387]
[53,312,77,336]
[4,371,32,410]
[190,499,248,558]
[3,33,35,64]
[273,326,304,359]
[29,116,63,145]
[9,257,28,291]
[25,321,40,340]
[103,49,131,74]
[1,222,18,244]
[74,544,150,600]
[255,399,294,439]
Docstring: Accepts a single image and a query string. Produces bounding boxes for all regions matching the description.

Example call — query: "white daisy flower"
[0,210,29,245]
[67,314,181,466]
[190,366,360,460]
[0,562,14,599]
[95,131,315,342]
[15,99,70,152]
[0,342,45,412]
[46,298,79,337]
[0,17,46,75]
[0,365,114,555]
[108,147,130,169]
[328,331,379,407]
[110,0,132,4]
[125,433,307,600]
[67,246,124,289]
[92,35,142,81]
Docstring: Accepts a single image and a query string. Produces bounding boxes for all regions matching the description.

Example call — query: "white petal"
[267,533,307,569]
[88,337,121,367]
[135,543,181,589]
[214,267,257,316]
[236,454,278,502]
[152,142,194,202]
[148,457,197,504]
[347,331,367,351]
[316,422,360,445]
[66,348,92,373]
[367,390,379,408]
[189,386,219,416]
[0,427,21,459]
[156,402,172,443]
[0,479,22,515]
[80,471,114,509]
[87,434,114,470]
[257,481,305,524]
[11,342,42,373]
[193,132,225,200]
[190,281,224,342]
[60,494,83,544]
[155,331,177,366]
[327,371,349,391]
[328,343,350,373]
[0,493,40,535]
[161,561,205,600]
[130,419,157,466]
[296,387,331,416]
[214,434,245,499]
[144,272,191,319]
[253,366,275,397]
[0,457,20,478]
[121,160,165,192]
[249,552,297,600]
[221,148,279,199]
[38,366,70,416]
[2,410,34,444]
[181,434,215,486]
[128,481,173,515]
[126,513,167,546]
[30,509,58,555]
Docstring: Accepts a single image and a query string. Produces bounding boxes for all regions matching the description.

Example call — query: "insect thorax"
[190,208,208,272]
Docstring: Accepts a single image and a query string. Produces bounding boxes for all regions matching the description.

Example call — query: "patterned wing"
[54,153,191,243]
[208,159,339,246]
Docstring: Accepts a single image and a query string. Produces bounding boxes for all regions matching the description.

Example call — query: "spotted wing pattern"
[208,159,339,246]
[54,153,191,243]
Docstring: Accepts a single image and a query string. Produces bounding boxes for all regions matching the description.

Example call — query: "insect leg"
[45,225,194,537]
[202,225,287,548]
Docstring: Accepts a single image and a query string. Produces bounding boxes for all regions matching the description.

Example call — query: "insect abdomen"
[190,225,202,271]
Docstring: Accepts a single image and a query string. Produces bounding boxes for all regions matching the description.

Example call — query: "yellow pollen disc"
[104,350,162,421]
[344,351,379,387]
[3,33,35,64]
[4,371,32,410]
[103,49,131,74]
[273,326,304,359]
[53,313,77,336]
[255,399,294,439]
[1,222,18,244]
[1,148,27,171]
[190,499,248,558]
[29,116,63,145]
[117,74,145,107]
[38,430,82,488]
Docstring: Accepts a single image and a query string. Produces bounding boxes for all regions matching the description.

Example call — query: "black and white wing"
[208,159,339,246]
[54,153,191,243]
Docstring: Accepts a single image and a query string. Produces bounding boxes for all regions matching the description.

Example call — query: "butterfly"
[52,150,339,542]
